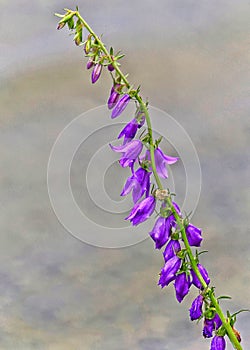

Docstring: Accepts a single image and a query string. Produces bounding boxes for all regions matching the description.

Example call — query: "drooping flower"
[149,216,170,249]
[143,148,178,179]
[210,336,226,350]
[107,84,121,109]
[158,255,182,288]
[111,94,131,119]
[203,314,222,338]
[191,263,210,289]
[125,195,156,226]
[174,272,191,303]
[185,224,203,247]
[118,118,139,144]
[91,63,102,83]
[110,139,143,168]
[189,294,203,321]
[121,167,151,203]
[163,239,181,262]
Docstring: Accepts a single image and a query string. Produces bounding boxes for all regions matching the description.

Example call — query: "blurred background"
[1,0,250,349]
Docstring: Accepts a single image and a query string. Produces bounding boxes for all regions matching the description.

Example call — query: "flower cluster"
[56,10,244,350]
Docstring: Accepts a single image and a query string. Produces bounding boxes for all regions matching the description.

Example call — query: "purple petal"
[111,94,131,119]
[158,255,181,288]
[210,336,226,350]
[174,272,191,303]
[186,224,203,247]
[163,239,181,262]
[189,295,203,321]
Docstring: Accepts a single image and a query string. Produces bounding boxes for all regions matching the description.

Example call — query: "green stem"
[60,10,243,349]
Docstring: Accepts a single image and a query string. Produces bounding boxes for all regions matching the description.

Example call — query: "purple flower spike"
[186,223,203,247]
[210,336,226,350]
[107,85,121,109]
[149,217,170,249]
[121,167,151,203]
[111,94,131,119]
[174,272,191,303]
[91,63,102,83]
[158,255,181,288]
[191,263,210,289]
[118,118,139,144]
[189,294,203,320]
[163,239,181,262]
[110,139,143,168]
[203,314,222,338]
[125,195,156,226]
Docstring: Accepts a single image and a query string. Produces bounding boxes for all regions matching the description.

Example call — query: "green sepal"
[67,17,75,30]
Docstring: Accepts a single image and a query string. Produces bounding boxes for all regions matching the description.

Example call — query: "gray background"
[1,0,250,349]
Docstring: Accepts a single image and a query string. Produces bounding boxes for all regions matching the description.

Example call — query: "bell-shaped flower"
[118,118,139,144]
[149,216,171,249]
[125,195,156,226]
[191,263,210,289]
[189,294,203,321]
[121,167,151,203]
[174,272,191,303]
[110,140,143,168]
[158,255,181,288]
[91,63,102,83]
[210,336,226,350]
[143,148,178,179]
[163,239,181,262]
[111,94,131,119]
[186,223,203,247]
[203,314,222,338]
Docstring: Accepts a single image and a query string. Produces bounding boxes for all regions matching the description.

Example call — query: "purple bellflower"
[191,263,210,289]
[174,272,191,303]
[110,139,143,168]
[120,167,151,203]
[203,314,222,338]
[158,255,181,288]
[111,94,131,119]
[163,239,181,262]
[125,195,156,226]
[118,118,139,144]
[149,216,170,249]
[107,84,121,109]
[189,294,203,321]
[143,147,178,179]
[210,336,226,350]
[91,63,102,83]
[186,224,203,247]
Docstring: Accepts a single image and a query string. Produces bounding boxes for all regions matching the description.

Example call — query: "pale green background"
[1,1,250,349]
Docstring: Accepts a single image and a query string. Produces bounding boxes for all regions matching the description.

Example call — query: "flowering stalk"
[56,8,245,350]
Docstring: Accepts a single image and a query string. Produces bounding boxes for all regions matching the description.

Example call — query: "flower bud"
[174,272,191,303]
[189,295,203,320]
[185,223,202,247]
[107,85,121,109]
[86,58,94,70]
[158,255,181,288]
[57,22,66,30]
[91,63,102,83]
[108,63,115,72]
[111,94,131,119]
